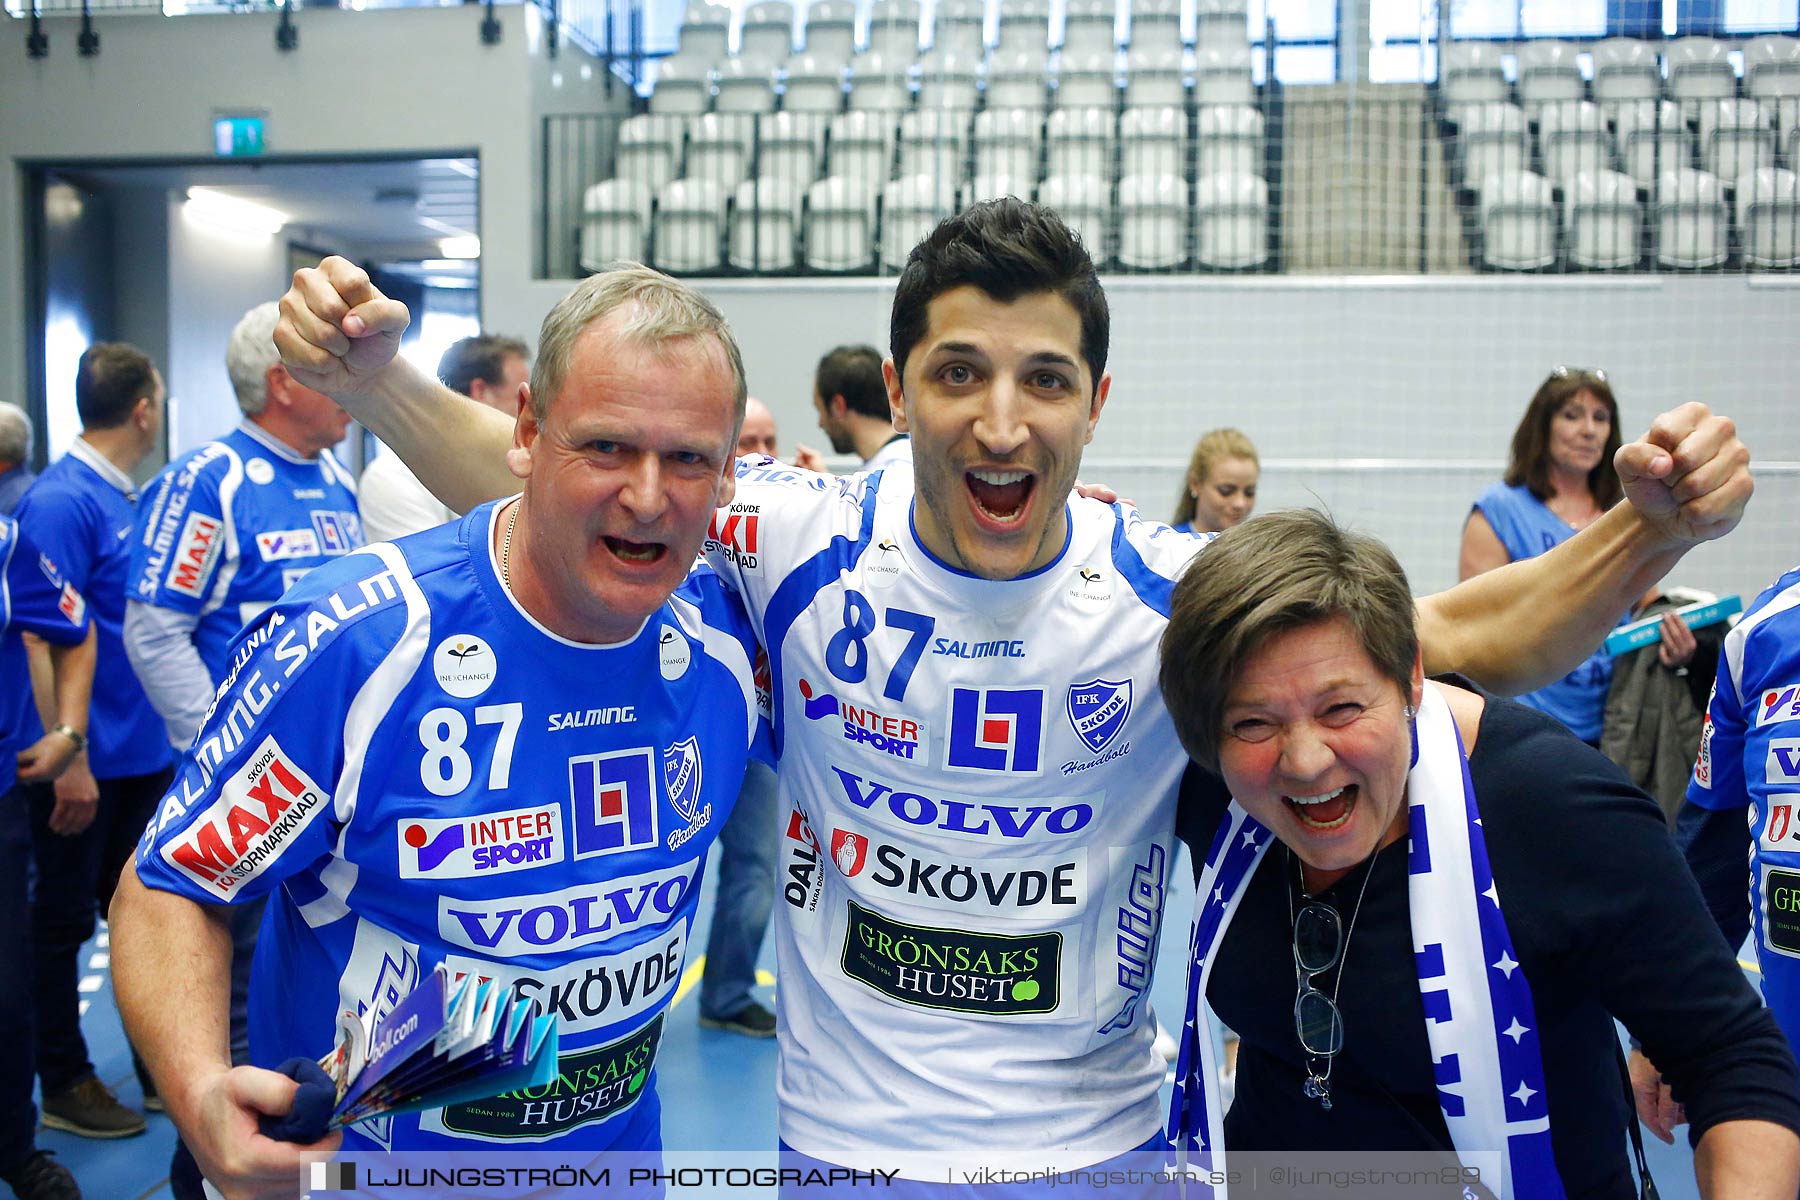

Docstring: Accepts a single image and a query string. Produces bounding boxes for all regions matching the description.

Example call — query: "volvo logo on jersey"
[799,678,925,761]
[662,738,712,852]
[398,803,565,880]
[569,748,659,860]
[946,687,1044,774]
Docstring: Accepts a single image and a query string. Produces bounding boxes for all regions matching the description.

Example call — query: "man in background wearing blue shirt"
[13,344,173,1139]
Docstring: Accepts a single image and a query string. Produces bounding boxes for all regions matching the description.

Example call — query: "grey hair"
[532,264,748,428]
[226,301,283,415]
[0,404,32,465]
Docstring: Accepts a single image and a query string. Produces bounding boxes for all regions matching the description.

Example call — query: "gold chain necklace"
[500,500,519,589]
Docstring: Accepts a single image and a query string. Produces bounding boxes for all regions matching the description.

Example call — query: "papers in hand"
[316,963,559,1129]
[1603,594,1743,656]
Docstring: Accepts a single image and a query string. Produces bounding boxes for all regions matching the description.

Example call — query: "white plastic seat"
[677,1,732,65]
[1193,46,1254,107]
[1440,42,1509,106]
[1615,99,1693,188]
[1745,36,1800,101]
[1516,41,1584,111]
[651,57,713,116]
[827,110,899,189]
[1703,99,1777,181]
[653,177,728,272]
[1451,102,1528,189]
[987,48,1051,111]
[973,108,1044,182]
[579,179,654,273]
[996,0,1051,55]
[730,177,801,269]
[756,112,828,189]
[918,48,982,110]
[897,109,972,180]
[866,0,922,58]
[1116,173,1188,268]
[686,114,758,189]
[1056,50,1119,109]
[1538,101,1612,185]
[1194,171,1266,267]
[1735,167,1800,268]
[1666,37,1738,105]
[1037,174,1110,255]
[1121,105,1186,179]
[615,114,688,192]
[717,58,779,113]
[1564,169,1641,269]
[849,50,913,111]
[740,1,796,64]
[1127,0,1182,51]
[1654,168,1728,268]
[1477,170,1557,270]
[1125,45,1187,109]
[1196,104,1262,178]
[802,0,858,64]
[804,176,876,268]
[931,0,987,58]
[881,174,958,267]
[1193,0,1246,51]
[1061,0,1118,57]
[1045,106,1116,178]
[964,173,1030,206]
[784,53,848,113]
[1592,38,1662,108]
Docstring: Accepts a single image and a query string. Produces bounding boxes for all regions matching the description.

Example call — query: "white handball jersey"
[704,458,1209,1162]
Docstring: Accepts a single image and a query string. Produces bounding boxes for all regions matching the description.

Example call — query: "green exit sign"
[212,115,266,157]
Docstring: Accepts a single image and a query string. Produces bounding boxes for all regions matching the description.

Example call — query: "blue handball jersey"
[1687,562,1800,1051]
[14,442,173,778]
[129,423,362,683]
[1,516,91,796]
[134,501,766,1152]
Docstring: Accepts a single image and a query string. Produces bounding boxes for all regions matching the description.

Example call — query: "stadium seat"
[881,174,958,268]
[1128,0,1182,52]
[1440,42,1509,106]
[964,173,1031,206]
[1666,38,1738,106]
[686,113,757,189]
[1477,170,1558,270]
[615,114,688,192]
[717,58,780,113]
[784,53,848,113]
[1564,169,1642,269]
[802,0,858,64]
[849,50,913,111]
[1060,0,1118,57]
[653,177,728,272]
[579,180,654,274]
[1538,101,1612,185]
[739,1,794,63]
[1745,36,1800,101]
[1193,0,1246,52]
[974,108,1044,183]
[1125,46,1187,110]
[827,110,899,190]
[1056,50,1119,110]
[1196,104,1262,178]
[678,1,732,65]
[1194,46,1254,107]
[804,176,877,268]
[1194,171,1267,268]
[1037,174,1111,256]
[1121,105,1187,180]
[866,0,922,59]
[918,48,982,110]
[1615,99,1693,188]
[1450,102,1528,190]
[1045,106,1116,179]
[650,57,713,116]
[987,48,1052,112]
[1702,99,1777,181]
[1117,173,1189,268]
[931,0,987,58]
[1654,168,1729,268]
[1591,39,1663,109]
[1735,167,1800,268]
[1516,41,1585,112]
[730,177,801,269]
[898,109,973,180]
[756,112,828,190]
[996,0,1051,55]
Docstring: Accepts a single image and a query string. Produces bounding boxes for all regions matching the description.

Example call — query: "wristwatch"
[51,724,87,754]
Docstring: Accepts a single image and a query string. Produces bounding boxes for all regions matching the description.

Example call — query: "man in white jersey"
[275,202,1752,1174]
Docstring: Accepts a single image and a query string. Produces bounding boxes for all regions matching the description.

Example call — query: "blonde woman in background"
[1173,428,1260,534]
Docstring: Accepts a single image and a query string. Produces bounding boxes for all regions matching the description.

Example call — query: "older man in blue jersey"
[112,266,763,1200]
[275,202,1754,1181]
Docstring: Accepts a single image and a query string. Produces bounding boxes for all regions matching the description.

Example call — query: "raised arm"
[276,257,517,513]
[1417,403,1751,694]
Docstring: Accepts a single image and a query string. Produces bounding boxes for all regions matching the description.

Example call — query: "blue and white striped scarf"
[1165,682,1565,1199]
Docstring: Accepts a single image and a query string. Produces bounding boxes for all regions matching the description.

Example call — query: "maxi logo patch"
[705,505,761,570]
[398,803,564,880]
[1067,678,1132,755]
[437,1013,663,1140]
[1760,685,1800,728]
[1693,712,1714,789]
[165,512,224,598]
[840,899,1061,1015]
[1765,867,1800,958]
[1770,739,1800,786]
[946,687,1044,775]
[163,735,329,895]
[569,748,658,860]
[442,921,686,1037]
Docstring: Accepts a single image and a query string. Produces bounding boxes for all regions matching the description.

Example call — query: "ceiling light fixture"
[439,235,481,258]
[185,187,288,236]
